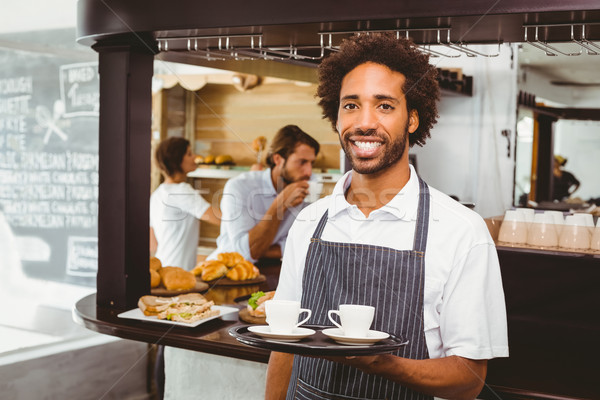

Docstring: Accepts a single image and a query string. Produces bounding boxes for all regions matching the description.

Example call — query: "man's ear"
[272,153,285,168]
[408,109,419,134]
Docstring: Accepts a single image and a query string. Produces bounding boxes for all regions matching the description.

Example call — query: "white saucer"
[247,325,316,342]
[322,328,389,346]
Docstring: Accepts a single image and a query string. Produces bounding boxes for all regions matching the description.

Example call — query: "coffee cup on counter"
[328,304,375,338]
[265,300,312,334]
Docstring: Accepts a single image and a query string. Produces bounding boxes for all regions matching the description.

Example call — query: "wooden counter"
[74,261,281,364]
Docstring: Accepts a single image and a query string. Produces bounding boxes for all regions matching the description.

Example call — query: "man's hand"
[275,180,309,213]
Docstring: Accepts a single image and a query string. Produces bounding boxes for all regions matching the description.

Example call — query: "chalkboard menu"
[0,48,99,287]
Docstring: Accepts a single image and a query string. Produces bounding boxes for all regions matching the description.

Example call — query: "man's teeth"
[354,141,381,150]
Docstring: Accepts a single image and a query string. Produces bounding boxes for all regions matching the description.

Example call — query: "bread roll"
[150,269,161,288]
[159,266,196,291]
[150,256,162,271]
[201,262,228,281]
[215,155,233,165]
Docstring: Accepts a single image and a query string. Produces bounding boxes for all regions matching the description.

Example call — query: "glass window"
[0,27,99,354]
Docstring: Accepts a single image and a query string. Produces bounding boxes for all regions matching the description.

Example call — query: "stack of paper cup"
[572,213,594,235]
[498,210,528,246]
[527,213,559,249]
[516,208,535,224]
[543,210,564,235]
[559,215,591,250]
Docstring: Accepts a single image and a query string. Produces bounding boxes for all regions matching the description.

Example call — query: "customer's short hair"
[155,137,190,177]
[266,125,320,168]
[317,32,440,147]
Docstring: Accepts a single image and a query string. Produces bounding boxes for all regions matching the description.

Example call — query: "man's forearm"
[248,202,284,260]
[340,354,487,400]
[266,352,294,400]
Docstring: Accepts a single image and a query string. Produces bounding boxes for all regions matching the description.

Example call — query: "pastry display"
[193,253,263,284]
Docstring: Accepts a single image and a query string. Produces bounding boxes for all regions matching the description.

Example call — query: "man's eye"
[379,103,395,110]
[343,103,358,110]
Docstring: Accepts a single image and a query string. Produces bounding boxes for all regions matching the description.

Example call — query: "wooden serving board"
[200,274,266,286]
[151,280,209,296]
[238,308,266,325]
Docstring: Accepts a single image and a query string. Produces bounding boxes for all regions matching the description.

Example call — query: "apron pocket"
[294,378,386,400]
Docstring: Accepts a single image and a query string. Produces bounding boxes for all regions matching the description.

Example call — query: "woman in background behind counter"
[150,137,221,270]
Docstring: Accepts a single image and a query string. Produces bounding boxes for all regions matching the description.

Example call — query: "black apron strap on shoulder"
[311,210,329,240]
[413,176,431,254]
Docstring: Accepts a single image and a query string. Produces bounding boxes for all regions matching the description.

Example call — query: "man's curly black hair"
[317,33,440,147]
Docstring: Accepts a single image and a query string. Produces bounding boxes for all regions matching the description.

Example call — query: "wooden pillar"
[94,39,155,309]
[534,113,557,203]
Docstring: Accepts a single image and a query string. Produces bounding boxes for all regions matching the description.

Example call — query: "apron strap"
[310,210,329,240]
[413,176,431,254]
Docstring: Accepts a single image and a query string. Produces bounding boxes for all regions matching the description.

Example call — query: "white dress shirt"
[150,182,210,270]
[209,168,307,262]
[275,165,509,360]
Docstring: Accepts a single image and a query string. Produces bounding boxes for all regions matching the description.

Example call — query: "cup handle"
[296,308,312,327]
[327,310,343,330]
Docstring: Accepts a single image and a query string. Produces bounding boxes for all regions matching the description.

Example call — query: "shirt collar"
[327,164,420,221]
[261,168,277,196]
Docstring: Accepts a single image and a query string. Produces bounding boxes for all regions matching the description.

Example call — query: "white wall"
[413,44,518,218]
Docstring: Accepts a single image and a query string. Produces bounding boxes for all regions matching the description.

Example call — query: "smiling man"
[266,33,508,400]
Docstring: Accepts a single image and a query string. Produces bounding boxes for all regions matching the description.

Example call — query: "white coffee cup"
[327,304,375,338]
[265,300,312,334]
[304,180,323,203]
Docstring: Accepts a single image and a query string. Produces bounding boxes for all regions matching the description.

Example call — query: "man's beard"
[340,124,409,175]
[280,160,308,185]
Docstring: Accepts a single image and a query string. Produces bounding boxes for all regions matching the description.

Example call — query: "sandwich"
[138,293,219,323]
[246,290,275,317]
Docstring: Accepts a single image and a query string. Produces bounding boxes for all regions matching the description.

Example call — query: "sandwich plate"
[117,305,239,328]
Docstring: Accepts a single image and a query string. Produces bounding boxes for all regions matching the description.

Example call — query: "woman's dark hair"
[155,137,190,177]
[266,125,320,168]
[317,33,440,147]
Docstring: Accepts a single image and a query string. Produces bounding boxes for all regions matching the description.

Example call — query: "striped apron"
[286,177,432,400]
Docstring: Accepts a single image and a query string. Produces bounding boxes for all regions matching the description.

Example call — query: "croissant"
[217,252,245,267]
[226,260,260,281]
[201,262,228,281]
[159,266,196,291]
[193,259,224,276]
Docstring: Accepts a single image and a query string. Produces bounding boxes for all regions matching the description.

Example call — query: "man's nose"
[354,108,380,132]
[302,163,313,178]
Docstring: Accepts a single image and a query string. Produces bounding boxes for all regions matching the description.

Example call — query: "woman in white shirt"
[150,137,220,270]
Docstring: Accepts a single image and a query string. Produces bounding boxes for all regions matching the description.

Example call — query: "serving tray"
[229,325,409,356]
